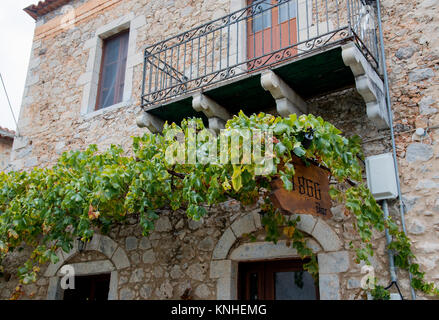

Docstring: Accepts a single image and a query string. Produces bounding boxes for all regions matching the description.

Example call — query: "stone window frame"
[45,234,130,300]
[78,13,145,118]
[209,212,349,300]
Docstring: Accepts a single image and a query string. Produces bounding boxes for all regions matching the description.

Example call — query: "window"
[238,259,318,300]
[278,1,297,23]
[96,30,129,110]
[63,274,111,301]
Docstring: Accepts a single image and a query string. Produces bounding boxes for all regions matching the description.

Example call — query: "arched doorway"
[209,212,348,300]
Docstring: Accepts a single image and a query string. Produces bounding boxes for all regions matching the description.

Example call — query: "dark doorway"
[63,273,111,301]
[238,259,318,300]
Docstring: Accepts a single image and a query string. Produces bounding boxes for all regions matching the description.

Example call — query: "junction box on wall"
[365,153,398,201]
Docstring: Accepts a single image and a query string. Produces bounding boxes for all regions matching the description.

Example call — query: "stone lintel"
[342,42,390,129]
[260,70,308,117]
[136,111,165,133]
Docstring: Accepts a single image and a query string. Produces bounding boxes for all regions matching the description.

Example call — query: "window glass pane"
[97,31,129,110]
[103,63,118,88]
[252,1,272,32]
[104,38,120,64]
[100,86,115,109]
[274,271,317,300]
[279,0,297,23]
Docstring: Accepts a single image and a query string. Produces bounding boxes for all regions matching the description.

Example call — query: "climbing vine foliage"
[0,112,437,298]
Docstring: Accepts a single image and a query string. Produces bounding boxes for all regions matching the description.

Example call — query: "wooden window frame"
[238,258,319,300]
[95,30,129,110]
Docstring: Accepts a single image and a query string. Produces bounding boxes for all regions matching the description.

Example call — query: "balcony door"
[247,0,298,70]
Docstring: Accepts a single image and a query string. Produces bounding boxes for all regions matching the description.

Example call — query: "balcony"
[139,0,389,132]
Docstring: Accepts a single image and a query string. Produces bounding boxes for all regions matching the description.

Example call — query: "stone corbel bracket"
[192,93,231,133]
[136,111,165,133]
[342,42,390,129]
[261,70,308,117]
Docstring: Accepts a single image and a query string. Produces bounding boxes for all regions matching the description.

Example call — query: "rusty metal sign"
[270,157,332,219]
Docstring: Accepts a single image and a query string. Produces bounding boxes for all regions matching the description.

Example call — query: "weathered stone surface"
[99,236,117,258]
[170,265,183,279]
[419,96,437,115]
[125,236,138,251]
[311,220,342,252]
[198,236,215,251]
[194,284,211,299]
[290,214,317,234]
[5,0,439,302]
[210,260,233,279]
[408,68,434,82]
[230,213,256,238]
[395,46,417,60]
[212,228,236,260]
[188,218,203,230]
[319,274,340,300]
[347,278,361,289]
[58,260,114,276]
[139,237,152,250]
[140,284,152,299]
[408,219,426,235]
[402,194,421,212]
[416,242,439,254]
[415,179,438,191]
[130,252,140,264]
[129,268,144,283]
[216,276,237,300]
[331,205,347,222]
[25,156,38,167]
[142,249,156,264]
[318,251,350,274]
[112,247,130,269]
[119,287,134,300]
[229,241,300,261]
[406,143,434,163]
[155,216,172,232]
[156,280,173,299]
[187,263,206,281]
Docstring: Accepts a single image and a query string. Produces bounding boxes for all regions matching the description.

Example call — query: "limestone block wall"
[0,139,13,171]
[1,86,402,300]
[379,0,439,298]
[1,0,438,300]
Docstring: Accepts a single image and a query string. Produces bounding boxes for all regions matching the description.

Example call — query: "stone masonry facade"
[0,0,438,300]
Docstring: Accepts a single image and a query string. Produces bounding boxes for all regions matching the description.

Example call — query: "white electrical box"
[365,153,398,201]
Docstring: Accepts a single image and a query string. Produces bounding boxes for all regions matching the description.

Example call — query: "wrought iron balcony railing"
[141,0,380,109]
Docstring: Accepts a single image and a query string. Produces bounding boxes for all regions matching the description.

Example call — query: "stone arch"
[210,212,348,300]
[45,234,130,300]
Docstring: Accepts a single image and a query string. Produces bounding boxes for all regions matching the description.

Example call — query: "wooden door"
[247,0,298,70]
[238,259,319,300]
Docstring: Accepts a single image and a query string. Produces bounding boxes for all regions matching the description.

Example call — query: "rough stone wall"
[0,139,13,171]
[379,0,439,299]
[1,87,397,300]
[2,0,438,300]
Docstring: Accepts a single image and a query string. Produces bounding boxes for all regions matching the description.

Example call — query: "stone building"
[0,0,438,300]
[0,127,14,171]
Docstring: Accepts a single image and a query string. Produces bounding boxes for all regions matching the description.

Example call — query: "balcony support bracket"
[136,111,165,133]
[261,70,308,117]
[342,42,390,129]
[192,93,231,133]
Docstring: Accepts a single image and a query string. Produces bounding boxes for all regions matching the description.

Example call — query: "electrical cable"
[0,72,19,136]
